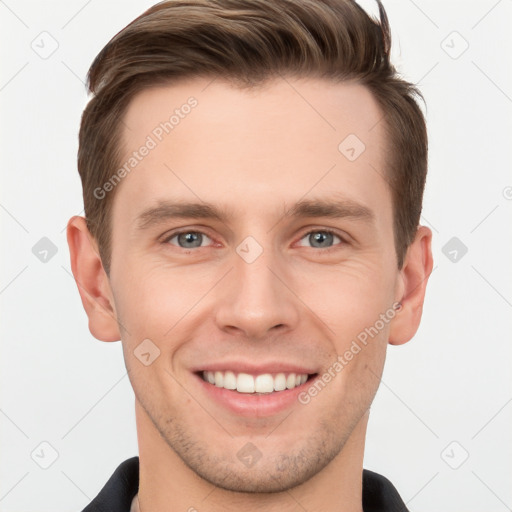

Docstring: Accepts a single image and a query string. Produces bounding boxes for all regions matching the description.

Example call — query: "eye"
[162,228,346,252]
[297,229,344,250]
[164,230,213,249]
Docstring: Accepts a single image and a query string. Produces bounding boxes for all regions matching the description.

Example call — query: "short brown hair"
[78,0,427,274]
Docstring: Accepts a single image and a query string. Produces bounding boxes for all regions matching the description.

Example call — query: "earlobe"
[388,226,433,346]
[66,216,121,342]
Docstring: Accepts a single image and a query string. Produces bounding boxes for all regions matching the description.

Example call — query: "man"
[67,0,433,510]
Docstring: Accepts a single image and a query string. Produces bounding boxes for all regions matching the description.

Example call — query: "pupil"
[179,232,202,248]
[311,231,332,248]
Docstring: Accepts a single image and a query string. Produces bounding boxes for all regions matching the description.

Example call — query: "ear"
[66,216,121,342]
[388,225,433,346]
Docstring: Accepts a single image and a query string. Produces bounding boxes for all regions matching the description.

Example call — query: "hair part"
[78,0,427,274]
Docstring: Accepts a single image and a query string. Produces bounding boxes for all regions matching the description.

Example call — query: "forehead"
[114,76,390,225]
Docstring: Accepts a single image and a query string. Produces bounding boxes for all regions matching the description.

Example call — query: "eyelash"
[162,228,347,253]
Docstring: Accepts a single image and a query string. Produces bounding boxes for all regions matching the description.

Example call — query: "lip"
[193,371,319,417]
[190,360,319,376]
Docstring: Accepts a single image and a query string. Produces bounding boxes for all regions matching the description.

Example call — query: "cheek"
[291,257,397,335]
[289,258,395,397]
[112,257,199,338]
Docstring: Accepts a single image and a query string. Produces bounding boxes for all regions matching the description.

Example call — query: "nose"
[214,242,300,341]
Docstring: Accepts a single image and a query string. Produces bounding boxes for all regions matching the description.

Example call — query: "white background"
[1,1,511,511]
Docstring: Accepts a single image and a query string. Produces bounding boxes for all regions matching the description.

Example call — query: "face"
[106,77,404,492]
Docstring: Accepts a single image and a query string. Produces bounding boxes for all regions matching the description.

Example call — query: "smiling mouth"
[197,370,317,394]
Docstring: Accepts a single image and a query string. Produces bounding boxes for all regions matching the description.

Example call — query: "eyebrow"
[135,197,375,231]
[284,198,374,222]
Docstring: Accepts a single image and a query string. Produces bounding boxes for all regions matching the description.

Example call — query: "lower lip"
[194,373,318,417]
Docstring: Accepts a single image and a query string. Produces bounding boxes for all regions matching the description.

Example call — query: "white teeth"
[274,373,287,391]
[254,374,274,393]
[237,373,255,393]
[223,371,237,390]
[214,371,224,387]
[201,370,310,393]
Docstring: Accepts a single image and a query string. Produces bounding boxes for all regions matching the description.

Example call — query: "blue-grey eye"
[298,230,341,249]
[168,231,212,248]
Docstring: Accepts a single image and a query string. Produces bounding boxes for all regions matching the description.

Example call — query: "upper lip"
[191,360,319,376]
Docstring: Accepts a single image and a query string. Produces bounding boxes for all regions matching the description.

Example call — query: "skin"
[67,76,433,512]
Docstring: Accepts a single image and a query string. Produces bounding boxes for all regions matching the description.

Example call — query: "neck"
[135,400,368,512]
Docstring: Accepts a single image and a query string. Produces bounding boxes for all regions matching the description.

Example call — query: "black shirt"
[81,456,409,512]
